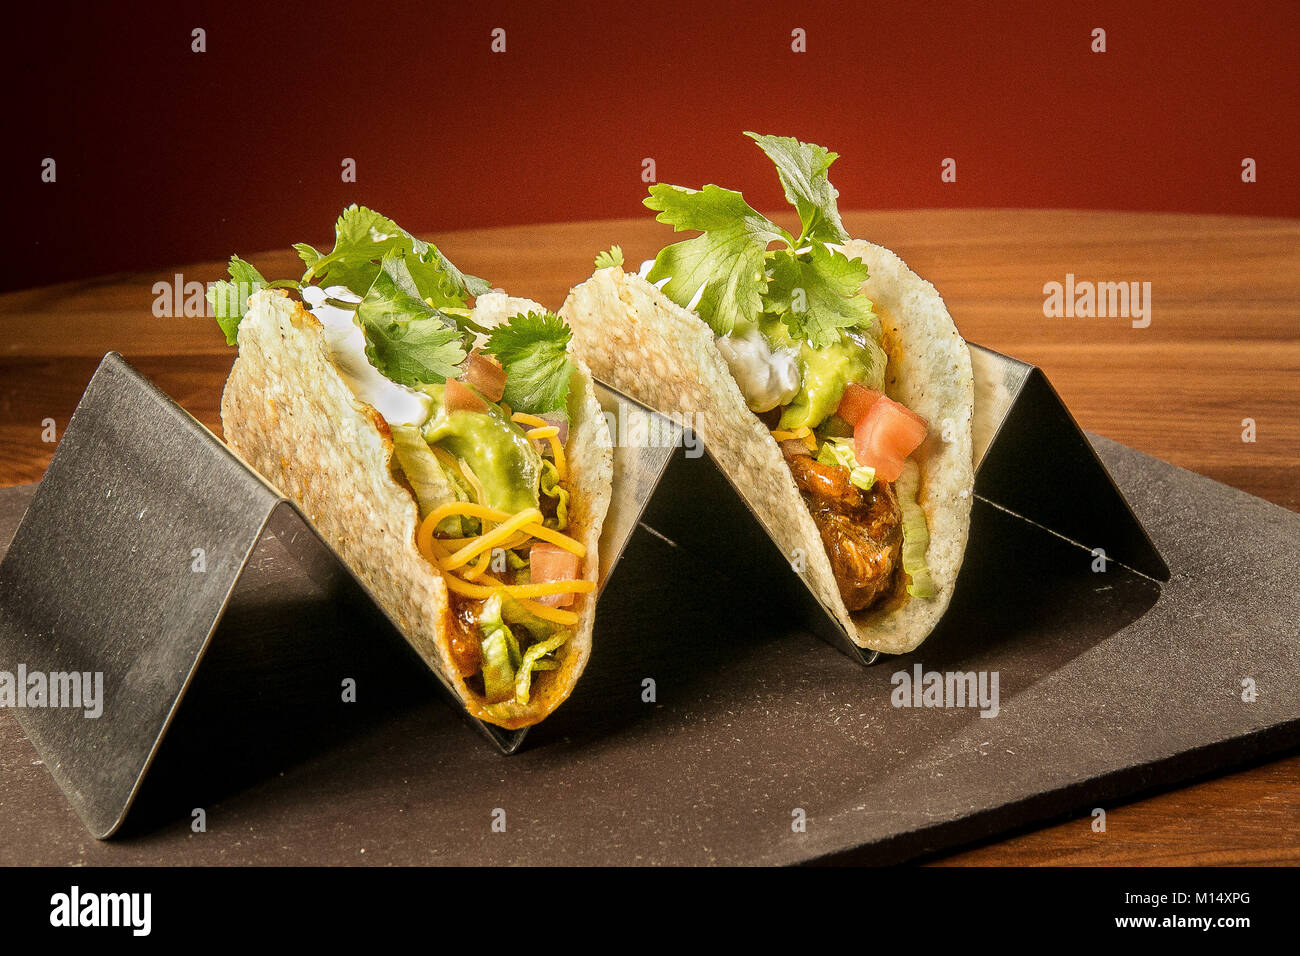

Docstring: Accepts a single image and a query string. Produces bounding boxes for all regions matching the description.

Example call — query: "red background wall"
[6,0,1297,292]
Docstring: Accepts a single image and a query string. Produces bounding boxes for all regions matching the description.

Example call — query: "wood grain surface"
[0,209,1296,865]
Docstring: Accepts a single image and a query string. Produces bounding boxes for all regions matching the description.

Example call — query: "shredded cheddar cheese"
[423,536,583,626]
[514,413,569,479]
[421,502,586,558]
[439,508,542,571]
[523,519,581,554]
[510,412,551,430]
[547,433,567,479]
[460,543,495,581]
[414,501,589,627]
[770,426,817,451]
[440,573,583,626]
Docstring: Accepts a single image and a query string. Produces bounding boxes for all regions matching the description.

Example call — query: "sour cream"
[301,285,433,427]
[640,260,798,411]
[714,327,801,413]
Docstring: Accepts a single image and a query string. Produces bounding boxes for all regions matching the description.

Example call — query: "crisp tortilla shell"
[221,289,613,727]
[558,241,973,653]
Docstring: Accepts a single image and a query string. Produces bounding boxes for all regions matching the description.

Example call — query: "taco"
[211,205,612,728]
[560,134,973,654]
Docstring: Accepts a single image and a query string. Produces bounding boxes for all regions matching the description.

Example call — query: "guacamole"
[420,385,542,514]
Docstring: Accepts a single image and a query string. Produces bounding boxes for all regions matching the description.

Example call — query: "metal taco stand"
[0,344,1166,838]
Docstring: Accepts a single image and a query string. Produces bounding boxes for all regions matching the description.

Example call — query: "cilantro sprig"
[763,244,874,346]
[484,311,576,414]
[294,205,491,309]
[645,184,788,338]
[747,132,849,247]
[355,256,467,386]
[643,132,876,349]
[207,205,492,385]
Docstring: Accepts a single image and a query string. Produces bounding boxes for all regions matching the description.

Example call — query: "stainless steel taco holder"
[963,344,1167,584]
[0,353,523,837]
[0,345,1165,838]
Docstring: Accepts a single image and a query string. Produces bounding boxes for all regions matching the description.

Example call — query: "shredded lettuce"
[539,458,569,530]
[895,460,936,599]
[390,425,456,514]
[479,595,523,703]
[479,630,521,704]
[390,425,480,536]
[477,593,569,706]
[498,592,562,639]
[513,634,567,705]
[816,438,876,491]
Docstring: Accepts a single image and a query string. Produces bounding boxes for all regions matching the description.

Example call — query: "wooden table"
[1,210,1297,864]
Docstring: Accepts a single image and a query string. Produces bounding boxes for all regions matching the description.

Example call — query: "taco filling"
[210,205,594,713]
[635,133,935,612]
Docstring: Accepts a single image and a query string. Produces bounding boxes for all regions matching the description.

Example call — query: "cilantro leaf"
[594,245,624,269]
[484,312,575,414]
[292,242,322,271]
[417,242,493,301]
[207,255,267,345]
[763,244,876,349]
[745,132,848,246]
[644,184,790,336]
[356,256,467,387]
[299,205,408,292]
[299,204,490,307]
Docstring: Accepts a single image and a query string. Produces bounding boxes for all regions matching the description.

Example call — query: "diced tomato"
[529,541,582,607]
[460,350,507,403]
[836,383,884,427]
[854,396,928,482]
[444,378,488,414]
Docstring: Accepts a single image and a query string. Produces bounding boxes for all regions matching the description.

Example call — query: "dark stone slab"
[0,434,1296,865]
